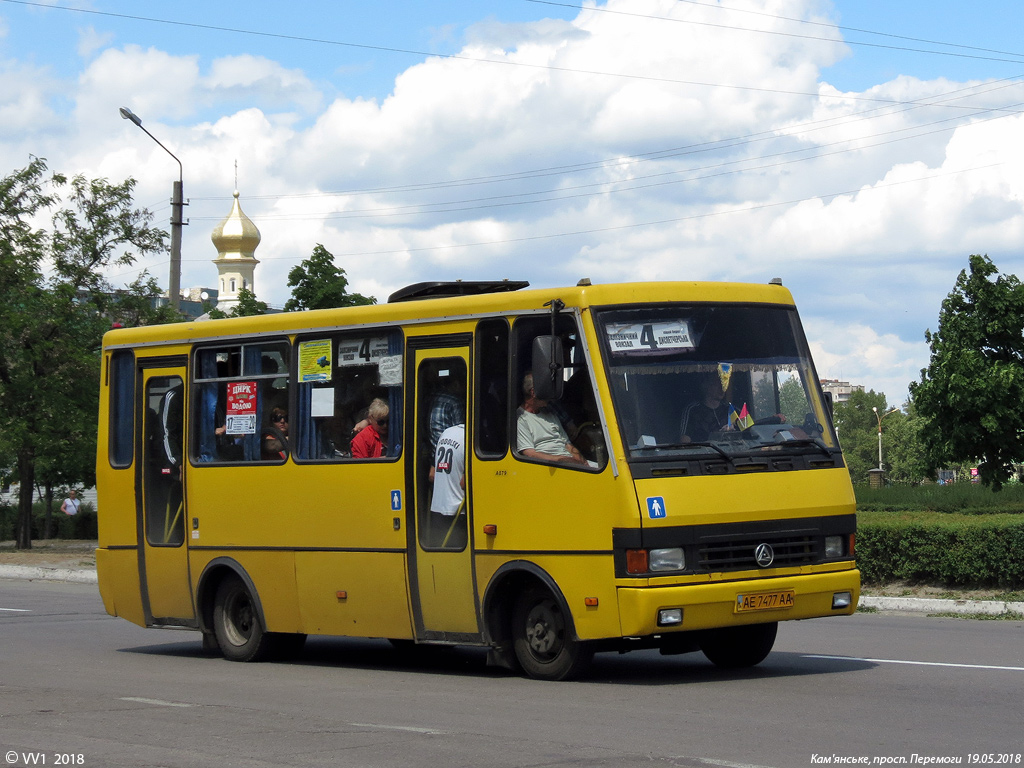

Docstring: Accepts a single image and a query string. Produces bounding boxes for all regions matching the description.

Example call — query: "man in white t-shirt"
[430,423,466,547]
[61,489,81,516]
[516,372,588,466]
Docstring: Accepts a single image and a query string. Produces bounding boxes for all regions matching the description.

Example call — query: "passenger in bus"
[350,398,389,458]
[429,422,466,548]
[516,372,588,466]
[428,376,465,456]
[262,407,289,460]
[680,372,733,442]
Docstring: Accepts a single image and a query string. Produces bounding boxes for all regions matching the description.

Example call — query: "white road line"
[119,697,193,708]
[805,654,1024,672]
[0,608,30,612]
[350,722,444,735]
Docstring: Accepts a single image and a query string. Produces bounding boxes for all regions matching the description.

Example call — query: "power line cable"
[1,0,1016,110]
[526,1,1024,65]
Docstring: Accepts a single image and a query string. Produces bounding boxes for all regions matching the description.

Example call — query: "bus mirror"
[532,335,564,401]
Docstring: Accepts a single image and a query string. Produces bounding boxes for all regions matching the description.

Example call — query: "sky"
[2,0,1023,407]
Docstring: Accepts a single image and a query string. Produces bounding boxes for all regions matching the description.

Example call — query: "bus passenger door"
[408,344,480,641]
[138,365,195,625]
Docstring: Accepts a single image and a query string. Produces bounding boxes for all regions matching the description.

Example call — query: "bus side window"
[191,341,291,463]
[293,329,403,461]
[476,318,509,458]
[512,315,606,469]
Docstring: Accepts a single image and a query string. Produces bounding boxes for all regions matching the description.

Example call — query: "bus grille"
[697,533,818,571]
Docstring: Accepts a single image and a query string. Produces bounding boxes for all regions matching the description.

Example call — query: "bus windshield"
[596,304,838,461]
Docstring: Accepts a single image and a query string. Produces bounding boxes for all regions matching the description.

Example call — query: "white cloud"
[77,25,114,59]
[1,0,1022,402]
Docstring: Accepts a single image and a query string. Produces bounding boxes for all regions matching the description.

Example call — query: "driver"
[680,372,733,442]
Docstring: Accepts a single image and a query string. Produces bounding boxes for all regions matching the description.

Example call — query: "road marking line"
[350,722,443,735]
[805,654,1024,672]
[0,608,31,612]
[119,697,193,708]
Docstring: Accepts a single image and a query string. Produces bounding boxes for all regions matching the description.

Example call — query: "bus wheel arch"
[197,558,305,662]
[482,562,593,681]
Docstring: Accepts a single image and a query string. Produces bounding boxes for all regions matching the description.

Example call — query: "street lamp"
[119,107,184,311]
[871,406,899,471]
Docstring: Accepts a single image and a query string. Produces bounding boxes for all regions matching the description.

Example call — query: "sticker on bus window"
[298,339,333,383]
[605,321,694,353]
[378,355,403,387]
[225,381,258,435]
[338,336,390,367]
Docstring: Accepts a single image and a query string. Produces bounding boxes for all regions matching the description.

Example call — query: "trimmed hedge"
[0,502,98,543]
[857,510,1024,587]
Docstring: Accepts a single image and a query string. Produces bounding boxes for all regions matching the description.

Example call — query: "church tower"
[211,190,261,313]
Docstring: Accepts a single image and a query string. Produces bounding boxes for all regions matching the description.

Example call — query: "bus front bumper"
[616,568,860,637]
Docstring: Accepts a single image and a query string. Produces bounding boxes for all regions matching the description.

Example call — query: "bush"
[855,482,1024,515]
[858,510,1024,587]
[0,499,97,542]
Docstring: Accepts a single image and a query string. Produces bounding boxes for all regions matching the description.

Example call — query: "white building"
[819,379,863,404]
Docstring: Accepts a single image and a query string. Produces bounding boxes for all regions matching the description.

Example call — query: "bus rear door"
[137,363,195,625]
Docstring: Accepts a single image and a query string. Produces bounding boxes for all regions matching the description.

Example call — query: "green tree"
[910,254,1024,490]
[0,158,169,548]
[209,287,269,319]
[883,398,929,484]
[833,389,890,483]
[284,244,375,311]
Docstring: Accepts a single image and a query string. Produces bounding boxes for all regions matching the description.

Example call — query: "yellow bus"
[96,278,859,681]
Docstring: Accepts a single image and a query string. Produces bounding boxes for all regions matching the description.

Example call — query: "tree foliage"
[284,244,375,311]
[910,254,1024,490]
[833,389,890,483]
[0,158,172,548]
[208,286,269,318]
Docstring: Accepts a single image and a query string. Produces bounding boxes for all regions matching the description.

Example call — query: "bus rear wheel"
[213,575,277,662]
[512,588,593,681]
[698,622,778,669]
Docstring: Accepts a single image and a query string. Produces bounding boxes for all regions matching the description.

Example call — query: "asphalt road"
[1,578,1022,768]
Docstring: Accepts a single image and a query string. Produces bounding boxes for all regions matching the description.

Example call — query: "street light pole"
[119,107,184,311]
[871,406,898,471]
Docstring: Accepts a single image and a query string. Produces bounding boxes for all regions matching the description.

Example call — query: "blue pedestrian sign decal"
[391,490,402,511]
[647,496,666,519]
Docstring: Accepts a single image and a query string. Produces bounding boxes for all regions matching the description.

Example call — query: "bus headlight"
[657,608,683,626]
[649,548,685,571]
[824,535,844,557]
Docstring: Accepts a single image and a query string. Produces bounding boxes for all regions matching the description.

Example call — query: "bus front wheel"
[698,622,778,669]
[213,575,275,662]
[512,588,593,681]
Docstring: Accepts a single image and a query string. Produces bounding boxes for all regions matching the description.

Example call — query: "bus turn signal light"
[584,597,599,607]
[483,524,497,535]
[336,591,347,601]
[626,549,649,574]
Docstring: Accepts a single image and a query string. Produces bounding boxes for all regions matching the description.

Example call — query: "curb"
[0,565,98,584]
[860,595,1024,616]
[1,568,1021,616]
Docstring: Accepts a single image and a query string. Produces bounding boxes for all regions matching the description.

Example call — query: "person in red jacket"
[350,398,389,458]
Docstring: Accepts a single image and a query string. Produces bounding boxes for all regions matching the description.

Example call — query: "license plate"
[735,590,795,613]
